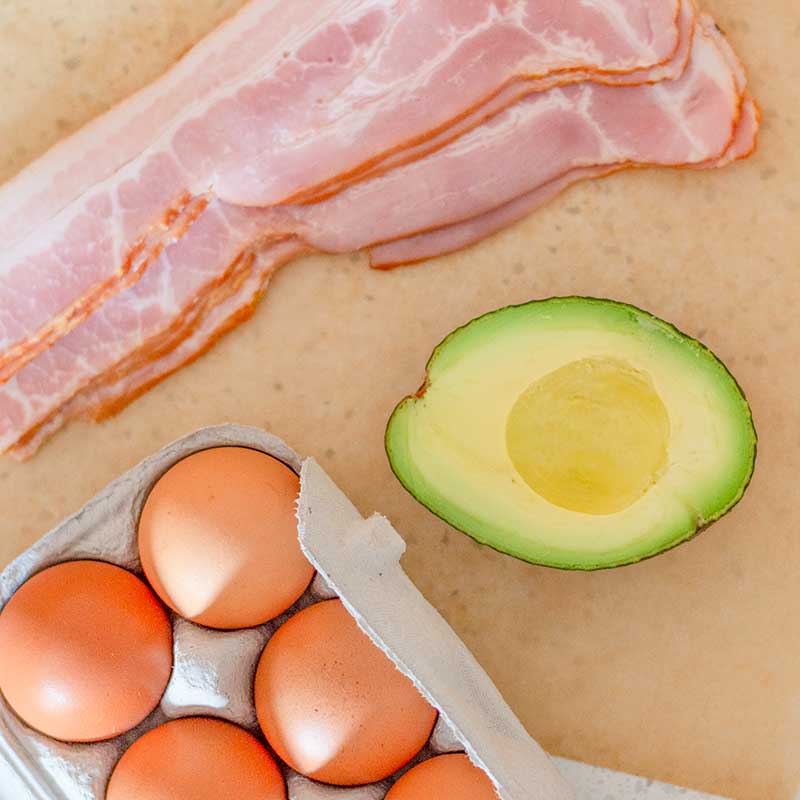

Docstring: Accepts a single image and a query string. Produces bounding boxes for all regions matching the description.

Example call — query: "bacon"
[8,240,302,460]
[1,12,757,457]
[368,96,757,269]
[0,0,688,382]
[292,0,698,205]
[369,15,759,268]
[0,202,277,451]
[287,15,738,254]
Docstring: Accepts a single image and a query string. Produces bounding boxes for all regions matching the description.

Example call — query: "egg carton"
[0,424,573,800]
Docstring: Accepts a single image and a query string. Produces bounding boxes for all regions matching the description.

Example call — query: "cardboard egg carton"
[0,425,573,800]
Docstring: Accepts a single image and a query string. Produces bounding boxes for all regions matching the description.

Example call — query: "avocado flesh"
[386,298,757,570]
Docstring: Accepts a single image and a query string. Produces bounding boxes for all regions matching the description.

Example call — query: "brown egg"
[255,599,437,786]
[138,447,314,630]
[385,754,499,799]
[106,717,286,800]
[0,560,172,742]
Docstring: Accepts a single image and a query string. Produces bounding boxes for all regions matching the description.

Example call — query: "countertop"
[0,2,797,798]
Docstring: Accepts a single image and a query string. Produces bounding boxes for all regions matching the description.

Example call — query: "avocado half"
[385,297,756,570]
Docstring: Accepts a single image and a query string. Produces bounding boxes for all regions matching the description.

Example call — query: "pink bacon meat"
[1,15,756,456]
[9,240,304,460]
[0,0,689,382]
[369,14,759,267]
[368,97,758,269]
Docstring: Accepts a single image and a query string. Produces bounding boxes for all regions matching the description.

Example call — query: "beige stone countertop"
[0,2,797,798]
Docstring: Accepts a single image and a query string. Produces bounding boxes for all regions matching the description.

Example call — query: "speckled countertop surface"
[0,2,797,798]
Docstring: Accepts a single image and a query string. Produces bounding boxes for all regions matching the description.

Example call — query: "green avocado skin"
[385,297,757,571]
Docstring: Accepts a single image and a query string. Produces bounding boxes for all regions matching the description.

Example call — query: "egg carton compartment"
[0,425,572,800]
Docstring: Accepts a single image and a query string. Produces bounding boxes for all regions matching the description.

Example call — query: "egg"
[138,447,314,629]
[106,716,286,800]
[254,598,437,786]
[385,754,498,799]
[0,560,172,742]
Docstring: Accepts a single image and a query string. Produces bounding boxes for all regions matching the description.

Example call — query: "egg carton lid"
[0,425,731,800]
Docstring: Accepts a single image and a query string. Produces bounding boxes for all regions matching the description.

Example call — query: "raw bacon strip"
[0,202,276,451]
[368,96,758,268]
[8,242,300,461]
[0,16,750,456]
[0,17,742,452]
[299,0,697,204]
[159,0,691,208]
[369,14,758,268]
[286,17,738,255]
[0,0,686,382]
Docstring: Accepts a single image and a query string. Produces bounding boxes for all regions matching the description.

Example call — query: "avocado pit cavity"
[505,357,670,515]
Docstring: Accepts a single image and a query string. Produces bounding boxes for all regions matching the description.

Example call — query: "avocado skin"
[385,296,757,571]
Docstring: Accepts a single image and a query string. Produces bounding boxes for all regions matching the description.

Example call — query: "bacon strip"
[369,15,759,268]
[368,96,758,269]
[295,0,698,205]
[9,241,302,460]
[0,0,688,382]
[0,202,272,451]
[1,14,755,457]
[286,15,737,255]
